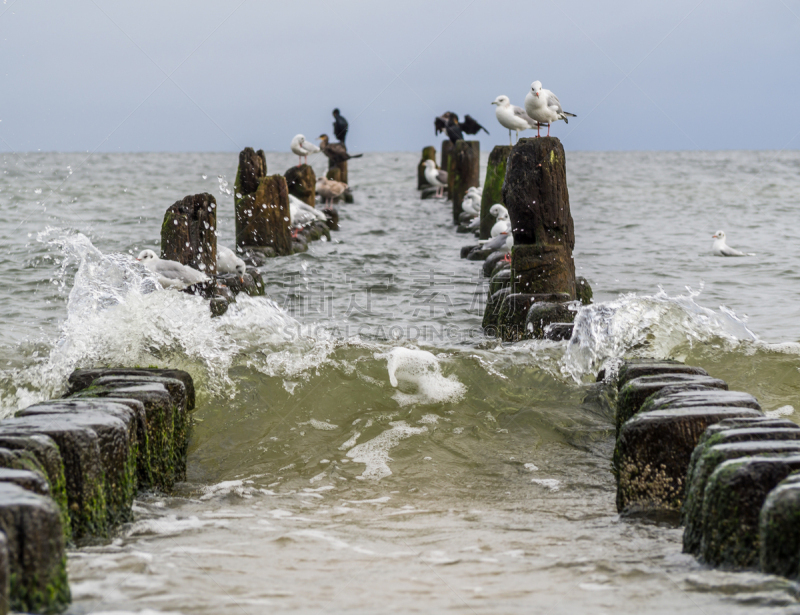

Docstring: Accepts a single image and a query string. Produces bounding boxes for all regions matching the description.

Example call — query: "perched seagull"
[289,194,328,228]
[318,134,363,166]
[136,249,209,289]
[423,159,448,198]
[290,134,320,166]
[492,95,542,145]
[217,245,246,277]
[332,108,349,144]
[316,176,348,206]
[489,204,510,237]
[481,232,514,262]
[524,81,576,137]
[461,191,481,216]
[711,230,751,256]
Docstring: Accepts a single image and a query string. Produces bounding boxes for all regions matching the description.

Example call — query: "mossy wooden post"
[160,193,217,276]
[504,137,576,298]
[284,165,316,207]
[480,145,512,239]
[441,140,453,197]
[234,147,267,198]
[236,176,293,257]
[451,140,480,224]
[418,146,437,189]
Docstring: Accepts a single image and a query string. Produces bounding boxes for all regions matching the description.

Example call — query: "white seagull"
[423,159,448,198]
[217,245,246,277]
[461,190,481,216]
[289,193,328,227]
[136,249,209,289]
[290,134,320,167]
[711,230,751,257]
[524,81,576,137]
[492,95,541,145]
[489,204,510,237]
[481,232,514,262]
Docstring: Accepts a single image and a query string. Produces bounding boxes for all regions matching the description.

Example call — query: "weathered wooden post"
[441,140,453,197]
[450,140,480,224]
[234,147,292,257]
[480,145,512,240]
[160,193,217,275]
[505,137,576,297]
[417,146,437,189]
[284,165,316,207]
[482,137,578,340]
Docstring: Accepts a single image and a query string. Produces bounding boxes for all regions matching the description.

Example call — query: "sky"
[1,0,799,153]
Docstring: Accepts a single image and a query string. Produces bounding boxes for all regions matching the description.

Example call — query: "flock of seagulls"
[491,80,576,143]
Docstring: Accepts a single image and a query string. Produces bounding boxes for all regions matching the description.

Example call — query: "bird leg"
[537,124,541,138]
[508,130,512,146]
[547,124,551,137]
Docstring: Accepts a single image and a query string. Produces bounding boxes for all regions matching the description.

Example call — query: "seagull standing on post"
[290,134,320,166]
[492,95,541,144]
[332,109,348,144]
[524,81,576,137]
[423,159,448,198]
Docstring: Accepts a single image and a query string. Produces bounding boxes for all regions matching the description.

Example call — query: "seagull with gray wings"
[524,81,576,137]
[492,95,542,144]
[423,159,448,198]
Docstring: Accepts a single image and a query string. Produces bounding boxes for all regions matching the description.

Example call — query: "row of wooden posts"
[419,137,591,342]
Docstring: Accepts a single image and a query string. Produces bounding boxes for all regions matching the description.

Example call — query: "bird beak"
[535,92,539,98]
[712,234,718,239]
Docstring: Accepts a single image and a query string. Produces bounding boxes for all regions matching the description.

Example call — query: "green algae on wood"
[699,455,800,569]
[0,482,71,614]
[479,145,512,240]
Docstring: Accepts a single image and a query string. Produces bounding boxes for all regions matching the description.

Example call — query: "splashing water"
[0,229,329,415]
[559,286,757,382]
[379,347,466,407]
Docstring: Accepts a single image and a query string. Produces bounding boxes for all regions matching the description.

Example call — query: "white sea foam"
[531,478,561,491]
[345,421,427,479]
[300,419,339,431]
[766,405,795,418]
[0,229,338,416]
[378,347,465,406]
[560,287,757,382]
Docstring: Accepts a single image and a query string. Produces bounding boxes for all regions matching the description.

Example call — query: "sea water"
[1,149,800,613]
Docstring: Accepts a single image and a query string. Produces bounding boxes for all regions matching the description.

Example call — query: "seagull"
[461,191,481,216]
[318,134,363,166]
[481,232,514,262]
[290,194,328,227]
[332,108,348,144]
[524,81,576,137]
[711,230,751,257]
[492,95,542,145]
[136,250,209,289]
[423,159,448,198]
[489,204,510,237]
[316,176,348,206]
[217,245,246,277]
[290,134,320,166]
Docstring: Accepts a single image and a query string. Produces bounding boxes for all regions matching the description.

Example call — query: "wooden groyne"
[612,358,800,577]
[0,367,195,614]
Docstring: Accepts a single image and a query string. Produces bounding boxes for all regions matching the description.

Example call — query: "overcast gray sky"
[1,0,799,152]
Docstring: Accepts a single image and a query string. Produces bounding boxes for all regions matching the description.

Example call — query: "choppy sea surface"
[1,149,800,614]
